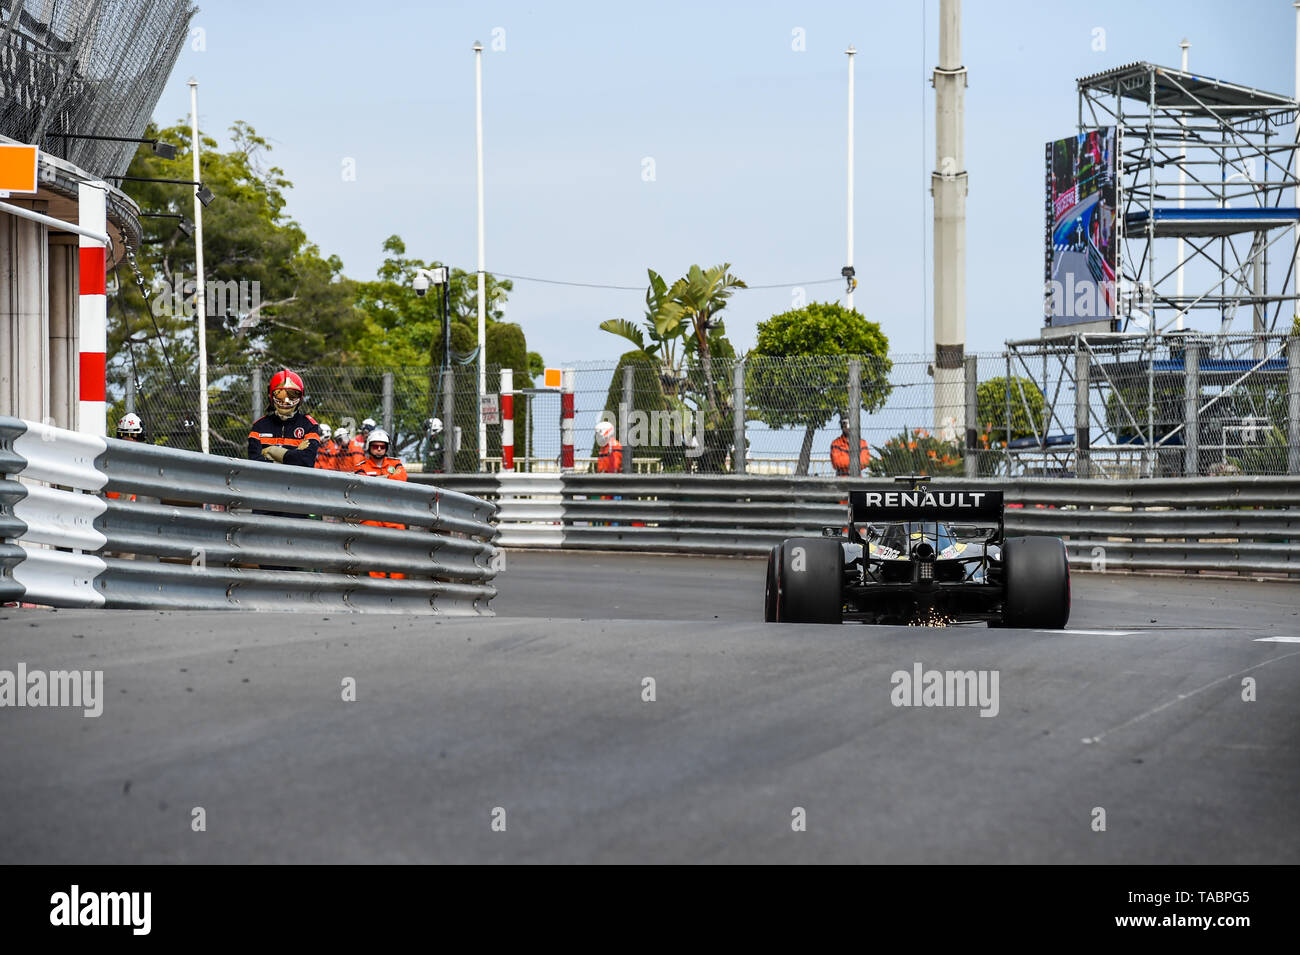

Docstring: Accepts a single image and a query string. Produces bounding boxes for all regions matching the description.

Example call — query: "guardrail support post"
[847,359,862,478]
[620,364,634,473]
[442,367,455,474]
[1074,340,1089,479]
[251,367,261,423]
[964,355,978,478]
[1289,337,1300,476]
[382,371,394,435]
[733,360,746,474]
[1185,342,1200,477]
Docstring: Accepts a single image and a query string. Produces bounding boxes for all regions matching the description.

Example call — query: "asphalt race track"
[1,552,1298,863]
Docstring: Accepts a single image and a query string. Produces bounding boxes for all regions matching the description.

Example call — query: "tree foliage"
[108,125,541,463]
[747,302,892,475]
[975,376,1046,443]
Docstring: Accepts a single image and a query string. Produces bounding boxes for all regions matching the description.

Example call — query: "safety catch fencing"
[1,416,502,614]
[413,473,1300,578]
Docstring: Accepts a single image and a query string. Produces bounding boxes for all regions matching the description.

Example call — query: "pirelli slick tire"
[764,545,781,622]
[767,537,843,625]
[1001,535,1070,629]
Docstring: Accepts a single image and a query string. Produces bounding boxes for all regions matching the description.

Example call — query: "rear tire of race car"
[764,544,781,622]
[773,537,843,625]
[1001,535,1071,629]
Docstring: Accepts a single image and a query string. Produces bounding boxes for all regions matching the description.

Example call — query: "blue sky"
[151,0,1298,365]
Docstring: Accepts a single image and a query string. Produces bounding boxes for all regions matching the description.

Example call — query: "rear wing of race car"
[846,484,1005,548]
[849,487,1004,524]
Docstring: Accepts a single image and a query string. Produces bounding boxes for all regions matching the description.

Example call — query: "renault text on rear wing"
[850,488,1004,522]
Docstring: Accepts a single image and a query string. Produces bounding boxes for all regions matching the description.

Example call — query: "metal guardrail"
[1,416,502,613]
[412,472,1300,577]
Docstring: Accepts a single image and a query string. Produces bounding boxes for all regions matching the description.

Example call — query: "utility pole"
[932,0,968,436]
[846,45,856,312]
[189,78,208,453]
[474,41,488,471]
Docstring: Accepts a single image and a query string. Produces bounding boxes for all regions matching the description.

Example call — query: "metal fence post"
[964,355,978,478]
[847,358,862,477]
[1004,352,1012,475]
[250,367,261,423]
[125,374,135,415]
[1074,340,1089,479]
[442,367,455,474]
[1184,342,1200,477]
[733,360,745,474]
[621,364,634,474]
[1289,337,1300,476]
[382,371,394,435]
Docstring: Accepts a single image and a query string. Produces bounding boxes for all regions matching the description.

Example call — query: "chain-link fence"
[0,0,194,181]
[105,335,1300,478]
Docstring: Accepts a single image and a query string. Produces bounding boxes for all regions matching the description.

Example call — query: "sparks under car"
[763,476,1070,627]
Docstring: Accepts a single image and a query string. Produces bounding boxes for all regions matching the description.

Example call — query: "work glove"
[262,446,289,463]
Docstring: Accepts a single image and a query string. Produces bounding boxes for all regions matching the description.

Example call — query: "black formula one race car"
[764,476,1070,628]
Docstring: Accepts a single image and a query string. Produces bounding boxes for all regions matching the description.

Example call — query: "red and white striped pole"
[77,182,107,436]
[560,368,575,470]
[500,367,514,471]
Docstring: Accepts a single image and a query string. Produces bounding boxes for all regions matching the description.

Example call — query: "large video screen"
[1044,127,1119,326]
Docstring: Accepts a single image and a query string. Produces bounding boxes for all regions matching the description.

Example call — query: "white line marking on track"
[1081,649,1300,745]
[1047,629,1146,636]
[1254,636,1300,643]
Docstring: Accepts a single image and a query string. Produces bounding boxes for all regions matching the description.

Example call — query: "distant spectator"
[830,412,869,476]
[346,418,377,471]
[107,413,145,502]
[353,428,408,579]
[595,420,623,473]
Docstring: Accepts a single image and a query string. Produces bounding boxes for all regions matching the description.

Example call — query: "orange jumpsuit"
[354,454,409,578]
[596,439,624,473]
[345,433,368,471]
[830,435,870,476]
[314,437,340,470]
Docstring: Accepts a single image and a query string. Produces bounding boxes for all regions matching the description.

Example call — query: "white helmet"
[316,422,330,437]
[361,418,377,433]
[116,412,143,438]
[427,417,443,435]
[333,426,350,440]
[366,428,391,458]
[595,420,615,447]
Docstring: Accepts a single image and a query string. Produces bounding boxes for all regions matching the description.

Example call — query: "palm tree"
[600,265,745,470]
[599,269,688,394]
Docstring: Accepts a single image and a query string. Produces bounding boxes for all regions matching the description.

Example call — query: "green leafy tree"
[748,302,892,475]
[976,377,1046,443]
[351,235,514,369]
[350,235,525,469]
[109,121,361,452]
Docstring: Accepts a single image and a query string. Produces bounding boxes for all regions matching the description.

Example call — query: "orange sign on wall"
[0,144,39,195]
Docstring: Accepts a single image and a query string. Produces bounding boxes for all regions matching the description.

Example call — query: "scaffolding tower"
[1078,61,1300,344]
[998,64,1300,480]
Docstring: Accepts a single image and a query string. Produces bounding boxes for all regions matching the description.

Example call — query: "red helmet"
[268,369,304,395]
[268,369,305,418]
